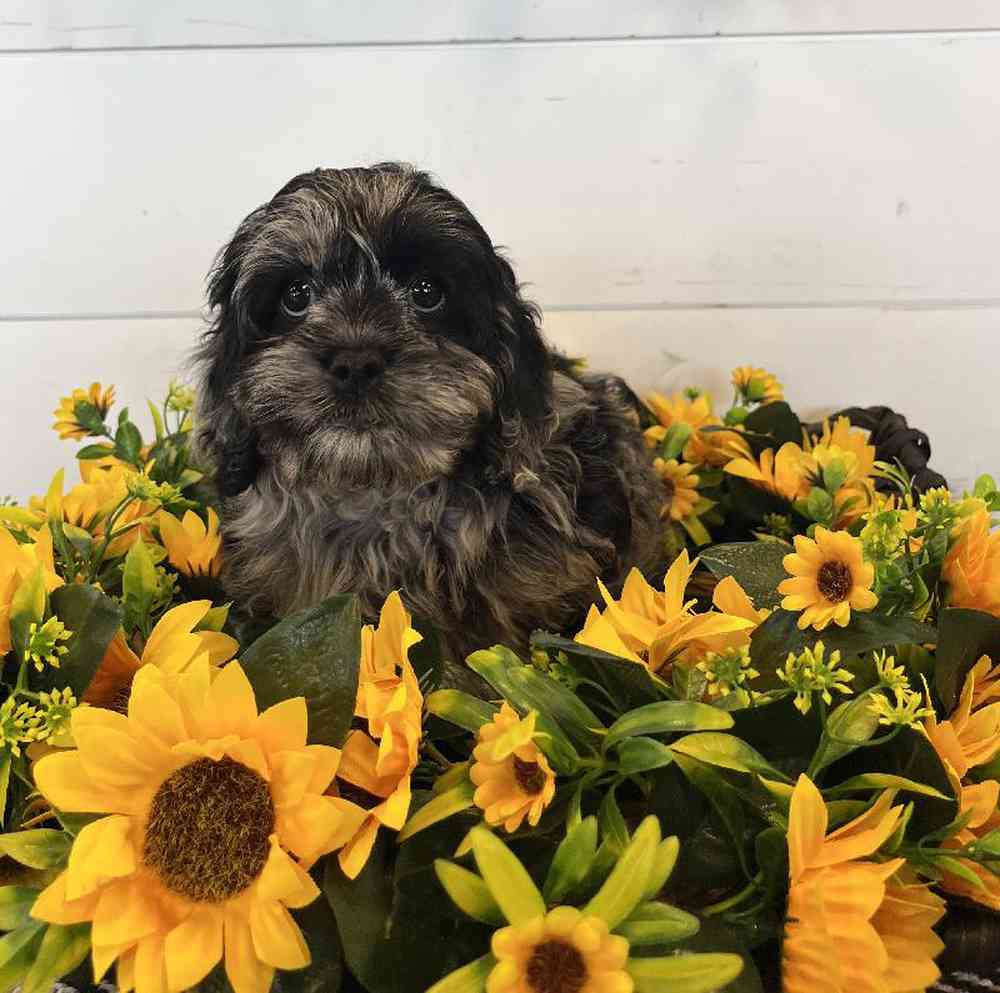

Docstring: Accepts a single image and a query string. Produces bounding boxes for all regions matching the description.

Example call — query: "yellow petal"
[129,671,190,746]
[787,775,828,880]
[35,751,131,814]
[66,814,136,901]
[93,877,164,948]
[164,909,224,991]
[142,601,212,663]
[270,749,318,809]
[249,901,310,969]
[256,838,320,908]
[338,817,380,880]
[134,933,167,993]
[210,662,259,736]
[225,912,276,993]
[32,870,100,925]
[253,698,308,753]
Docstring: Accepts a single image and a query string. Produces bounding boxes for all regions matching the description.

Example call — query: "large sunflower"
[31,658,355,993]
[329,591,424,879]
[778,527,878,631]
[782,775,944,993]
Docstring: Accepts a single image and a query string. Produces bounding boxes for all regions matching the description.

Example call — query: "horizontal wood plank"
[2,1,999,51]
[4,307,994,499]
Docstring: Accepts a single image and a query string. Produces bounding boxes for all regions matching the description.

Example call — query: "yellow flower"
[470,703,556,833]
[52,383,115,440]
[83,600,239,710]
[31,658,354,993]
[683,424,753,468]
[808,417,876,483]
[0,525,63,656]
[942,508,1000,617]
[777,642,853,715]
[158,508,223,577]
[731,365,784,404]
[782,775,944,993]
[644,391,751,467]
[923,656,1000,783]
[652,458,700,522]
[778,527,878,631]
[575,553,755,674]
[330,592,424,879]
[940,780,1000,910]
[724,443,812,503]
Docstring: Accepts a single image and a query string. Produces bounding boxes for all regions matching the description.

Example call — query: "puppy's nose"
[326,349,386,394]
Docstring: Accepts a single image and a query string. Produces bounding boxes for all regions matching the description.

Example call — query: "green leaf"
[808,694,880,777]
[467,647,604,752]
[0,921,45,990]
[699,541,790,610]
[426,690,498,734]
[75,444,115,460]
[585,816,660,928]
[0,830,71,870]
[754,826,789,913]
[642,837,681,900]
[147,399,166,442]
[749,610,937,689]
[121,538,158,634]
[0,886,38,931]
[426,955,496,993]
[114,420,143,465]
[935,608,1000,712]
[20,924,90,993]
[195,602,231,633]
[0,754,11,831]
[324,834,487,993]
[9,565,47,661]
[663,918,764,993]
[628,954,744,993]
[434,861,504,925]
[670,733,789,781]
[71,400,107,436]
[825,774,950,801]
[598,787,629,855]
[398,781,476,843]
[36,584,123,698]
[617,901,700,946]
[240,595,362,747]
[605,702,733,749]
[744,402,802,450]
[544,816,598,903]
[615,736,676,774]
[471,828,545,925]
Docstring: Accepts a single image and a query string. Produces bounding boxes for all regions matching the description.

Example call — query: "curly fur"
[195,163,662,660]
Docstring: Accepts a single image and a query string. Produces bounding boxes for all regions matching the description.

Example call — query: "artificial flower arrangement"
[0,369,999,993]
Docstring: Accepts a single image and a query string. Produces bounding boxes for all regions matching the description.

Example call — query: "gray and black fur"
[195,163,662,660]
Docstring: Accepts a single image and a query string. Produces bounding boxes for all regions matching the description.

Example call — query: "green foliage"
[699,541,790,610]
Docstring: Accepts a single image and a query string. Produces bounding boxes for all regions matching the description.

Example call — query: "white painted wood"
[2,37,999,317]
[2,1,999,51]
[4,307,994,500]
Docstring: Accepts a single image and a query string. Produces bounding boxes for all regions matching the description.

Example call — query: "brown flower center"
[526,940,588,993]
[817,560,853,603]
[143,756,275,903]
[513,756,547,796]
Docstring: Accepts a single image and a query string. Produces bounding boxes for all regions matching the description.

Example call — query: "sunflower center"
[142,756,275,903]
[817,560,853,603]
[525,939,588,993]
[513,757,547,796]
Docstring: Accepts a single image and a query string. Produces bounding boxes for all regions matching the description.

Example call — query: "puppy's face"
[200,164,550,490]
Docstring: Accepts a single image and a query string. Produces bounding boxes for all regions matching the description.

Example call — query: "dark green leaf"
[935,608,1000,712]
[75,444,116,460]
[808,694,880,777]
[699,542,790,610]
[754,827,789,913]
[35,584,123,698]
[615,736,676,774]
[0,886,38,931]
[240,595,362,748]
[743,402,802,450]
[598,787,629,855]
[667,917,767,993]
[114,420,143,465]
[70,400,107,436]
[605,701,733,748]
[749,609,937,689]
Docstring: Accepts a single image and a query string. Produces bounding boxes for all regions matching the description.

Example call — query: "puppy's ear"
[194,207,267,496]
[492,253,552,426]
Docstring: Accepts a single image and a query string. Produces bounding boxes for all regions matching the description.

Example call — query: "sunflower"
[575,552,755,673]
[52,383,115,440]
[430,821,743,993]
[778,527,878,631]
[782,775,944,993]
[470,703,556,833]
[329,592,424,879]
[83,600,239,711]
[731,365,784,405]
[652,458,700,523]
[158,508,223,578]
[682,424,752,468]
[942,508,1000,617]
[724,442,812,503]
[31,658,355,993]
[0,525,63,656]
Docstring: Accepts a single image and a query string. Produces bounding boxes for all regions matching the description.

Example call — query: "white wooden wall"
[3,3,999,500]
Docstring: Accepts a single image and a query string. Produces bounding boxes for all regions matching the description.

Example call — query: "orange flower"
[940,780,1000,910]
[329,592,424,879]
[782,775,944,993]
[943,508,1000,617]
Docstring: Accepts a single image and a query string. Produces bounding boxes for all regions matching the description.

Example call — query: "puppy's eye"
[280,280,312,317]
[409,276,445,313]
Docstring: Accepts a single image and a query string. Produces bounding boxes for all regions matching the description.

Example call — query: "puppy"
[195,163,662,661]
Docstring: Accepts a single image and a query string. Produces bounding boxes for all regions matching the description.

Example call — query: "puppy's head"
[197,163,551,492]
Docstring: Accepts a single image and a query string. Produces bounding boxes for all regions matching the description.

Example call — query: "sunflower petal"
[66,814,136,901]
[164,909,224,991]
[224,912,275,993]
[249,901,310,969]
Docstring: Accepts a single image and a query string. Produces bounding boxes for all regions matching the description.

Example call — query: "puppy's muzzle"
[324,347,388,399]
